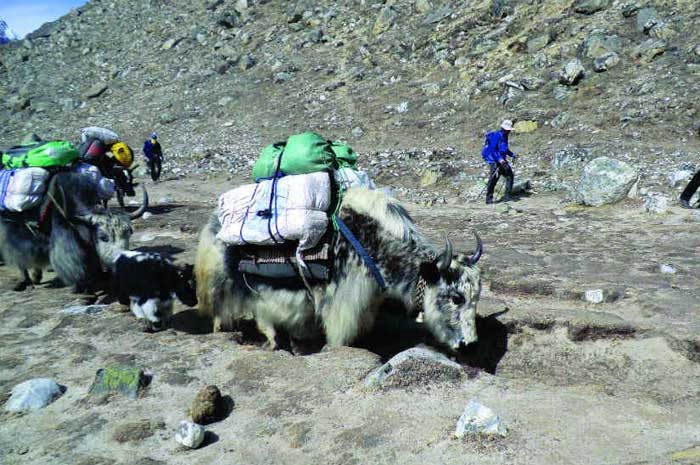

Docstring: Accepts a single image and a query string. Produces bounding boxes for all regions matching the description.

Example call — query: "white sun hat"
[500,119,514,131]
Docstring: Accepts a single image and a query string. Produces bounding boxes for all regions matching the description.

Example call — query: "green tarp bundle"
[252,131,357,181]
[2,141,79,169]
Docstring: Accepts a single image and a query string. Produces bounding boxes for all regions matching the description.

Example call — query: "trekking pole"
[477,168,500,200]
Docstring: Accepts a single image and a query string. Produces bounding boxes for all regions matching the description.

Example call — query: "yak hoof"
[13,280,32,292]
[262,340,279,351]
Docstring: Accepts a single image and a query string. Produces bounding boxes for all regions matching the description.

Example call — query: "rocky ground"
[2,173,700,465]
[2,0,700,463]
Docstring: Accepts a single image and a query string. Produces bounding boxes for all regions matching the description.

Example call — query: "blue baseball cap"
[151,132,158,139]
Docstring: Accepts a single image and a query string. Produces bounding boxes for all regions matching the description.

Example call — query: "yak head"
[47,173,148,271]
[419,232,482,351]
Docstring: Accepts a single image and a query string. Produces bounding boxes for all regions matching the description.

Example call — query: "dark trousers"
[680,169,700,202]
[486,162,514,202]
[147,157,162,181]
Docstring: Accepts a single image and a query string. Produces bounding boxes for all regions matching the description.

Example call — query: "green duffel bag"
[252,132,338,181]
[330,142,357,169]
[2,141,79,169]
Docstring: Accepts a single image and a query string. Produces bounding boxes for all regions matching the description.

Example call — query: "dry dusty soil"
[2,173,700,465]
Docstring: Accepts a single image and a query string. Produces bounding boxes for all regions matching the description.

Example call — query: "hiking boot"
[485,197,494,205]
[680,198,693,209]
[502,194,513,203]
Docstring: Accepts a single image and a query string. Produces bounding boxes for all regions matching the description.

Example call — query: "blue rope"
[335,216,386,290]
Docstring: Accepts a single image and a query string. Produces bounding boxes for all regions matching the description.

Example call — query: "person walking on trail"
[680,168,700,209]
[143,132,163,182]
[481,119,517,204]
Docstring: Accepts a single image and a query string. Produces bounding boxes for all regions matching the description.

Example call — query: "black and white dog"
[113,251,197,331]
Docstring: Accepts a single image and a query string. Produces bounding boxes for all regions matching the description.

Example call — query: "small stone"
[141,212,153,220]
[636,7,659,33]
[351,127,364,138]
[84,83,108,99]
[584,289,604,304]
[420,169,442,187]
[372,7,397,36]
[551,111,570,129]
[573,0,611,14]
[421,82,440,96]
[239,54,255,71]
[455,399,507,438]
[175,421,205,449]
[579,33,622,59]
[273,72,293,83]
[527,34,551,53]
[559,59,585,86]
[632,39,667,62]
[161,38,178,50]
[159,112,177,124]
[396,101,408,114]
[4,378,65,412]
[659,264,676,274]
[513,120,538,133]
[88,366,149,400]
[189,385,226,425]
[414,0,432,14]
[643,194,669,214]
[593,52,620,72]
[218,96,233,106]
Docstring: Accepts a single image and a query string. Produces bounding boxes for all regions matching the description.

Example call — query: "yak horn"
[436,234,453,272]
[465,231,483,266]
[128,184,149,219]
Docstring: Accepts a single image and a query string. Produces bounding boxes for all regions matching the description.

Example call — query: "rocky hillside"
[1,0,699,201]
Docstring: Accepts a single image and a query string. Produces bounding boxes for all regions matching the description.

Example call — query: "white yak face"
[422,259,481,351]
[130,297,173,332]
[91,213,133,270]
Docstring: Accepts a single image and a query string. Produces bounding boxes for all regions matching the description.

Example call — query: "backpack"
[2,141,79,169]
[78,138,108,164]
[481,131,501,163]
[251,132,358,181]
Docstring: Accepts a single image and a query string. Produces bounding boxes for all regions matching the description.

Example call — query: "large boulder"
[364,347,465,389]
[575,157,639,206]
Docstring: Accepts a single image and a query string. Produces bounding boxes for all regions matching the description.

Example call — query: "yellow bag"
[111,142,133,168]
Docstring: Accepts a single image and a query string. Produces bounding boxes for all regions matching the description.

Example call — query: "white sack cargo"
[80,126,119,145]
[334,168,376,191]
[73,163,116,200]
[217,172,330,252]
[0,168,50,212]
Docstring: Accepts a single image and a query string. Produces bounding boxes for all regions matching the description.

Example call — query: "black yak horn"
[465,231,483,266]
[128,184,149,219]
[436,234,453,272]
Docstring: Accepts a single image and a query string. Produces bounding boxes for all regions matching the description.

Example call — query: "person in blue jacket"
[142,132,163,182]
[481,119,517,204]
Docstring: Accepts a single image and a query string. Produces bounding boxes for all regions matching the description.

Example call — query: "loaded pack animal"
[112,251,198,331]
[0,171,147,292]
[195,187,482,351]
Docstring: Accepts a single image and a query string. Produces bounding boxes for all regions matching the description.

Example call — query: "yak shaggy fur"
[0,172,134,291]
[195,187,482,350]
